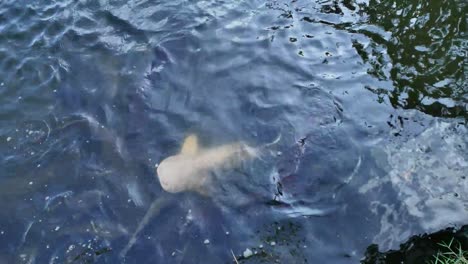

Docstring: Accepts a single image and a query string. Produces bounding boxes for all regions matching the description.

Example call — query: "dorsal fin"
[180,134,199,154]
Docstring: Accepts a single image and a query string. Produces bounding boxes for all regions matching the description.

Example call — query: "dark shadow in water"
[356,0,467,118]
[361,225,468,264]
[291,0,466,118]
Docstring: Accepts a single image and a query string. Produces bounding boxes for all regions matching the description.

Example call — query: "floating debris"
[231,250,239,264]
[243,248,253,258]
[204,239,210,245]
[44,191,73,210]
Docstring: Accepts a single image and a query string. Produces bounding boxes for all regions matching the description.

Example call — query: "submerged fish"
[157,134,279,195]
[120,133,280,258]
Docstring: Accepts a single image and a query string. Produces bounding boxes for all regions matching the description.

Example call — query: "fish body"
[156,135,259,194]
[121,133,280,258]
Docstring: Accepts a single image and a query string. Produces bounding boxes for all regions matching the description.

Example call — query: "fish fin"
[180,134,199,154]
[195,174,212,196]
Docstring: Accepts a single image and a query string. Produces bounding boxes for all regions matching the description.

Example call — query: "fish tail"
[120,195,171,258]
[262,132,282,148]
[253,132,282,159]
[244,145,260,158]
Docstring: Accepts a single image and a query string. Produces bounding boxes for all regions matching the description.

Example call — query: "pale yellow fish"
[156,134,262,195]
[121,133,280,258]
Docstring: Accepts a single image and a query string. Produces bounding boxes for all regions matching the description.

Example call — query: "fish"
[156,133,280,195]
[120,133,281,258]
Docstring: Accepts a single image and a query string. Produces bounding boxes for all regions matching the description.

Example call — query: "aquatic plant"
[429,238,468,264]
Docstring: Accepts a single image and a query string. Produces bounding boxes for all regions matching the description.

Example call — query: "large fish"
[156,134,266,195]
[120,133,280,258]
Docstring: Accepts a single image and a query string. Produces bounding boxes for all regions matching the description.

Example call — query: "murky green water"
[0,0,466,263]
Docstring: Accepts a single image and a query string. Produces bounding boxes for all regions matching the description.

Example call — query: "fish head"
[157,155,189,193]
[156,134,203,193]
[157,153,209,194]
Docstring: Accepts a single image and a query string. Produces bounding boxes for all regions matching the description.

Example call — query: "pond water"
[0,0,466,263]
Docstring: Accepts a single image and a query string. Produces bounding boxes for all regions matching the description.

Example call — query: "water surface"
[0,0,466,263]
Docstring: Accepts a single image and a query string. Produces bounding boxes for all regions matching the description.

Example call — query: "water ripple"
[0,0,466,263]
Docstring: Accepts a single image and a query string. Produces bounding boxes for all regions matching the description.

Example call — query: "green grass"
[429,238,468,264]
